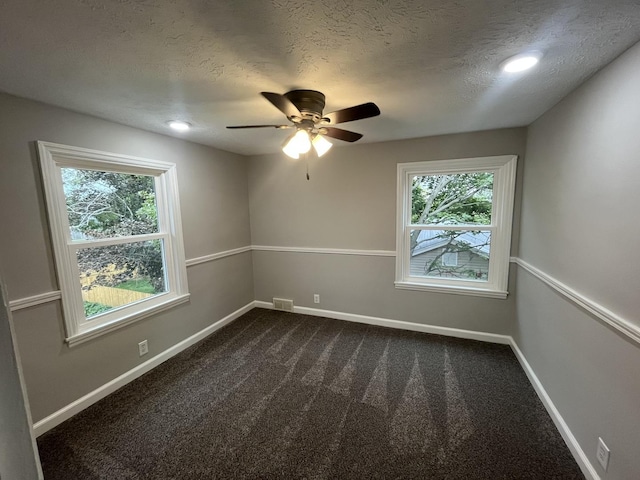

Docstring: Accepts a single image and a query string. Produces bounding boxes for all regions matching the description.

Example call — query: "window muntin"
[396,156,517,298]
[39,142,189,345]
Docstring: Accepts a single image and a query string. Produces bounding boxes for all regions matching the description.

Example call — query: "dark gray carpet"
[38,309,584,479]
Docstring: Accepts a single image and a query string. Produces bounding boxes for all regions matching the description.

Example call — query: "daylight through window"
[39,142,189,345]
[396,156,517,298]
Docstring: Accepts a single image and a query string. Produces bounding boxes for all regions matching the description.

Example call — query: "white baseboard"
[32,299,600,480]
[509,339,600,480]
[256,300,599,479]
[253,301,511,345]
[32,301,254,437]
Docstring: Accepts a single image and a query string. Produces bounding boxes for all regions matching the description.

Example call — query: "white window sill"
[66,293,191,347]
[394,281,508,299]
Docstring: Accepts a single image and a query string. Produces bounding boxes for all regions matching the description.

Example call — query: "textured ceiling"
[1,0,639,155]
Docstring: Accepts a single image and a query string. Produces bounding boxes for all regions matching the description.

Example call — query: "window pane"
[61,168,159,240]
[411,173,493,225]
[409,230,491,281]
[78,240,167,319]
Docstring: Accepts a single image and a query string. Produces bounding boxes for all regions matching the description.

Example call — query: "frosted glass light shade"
[292,130,311,153]
[282,130,312,159]
[312,134,333,157]
[282,136,300,159]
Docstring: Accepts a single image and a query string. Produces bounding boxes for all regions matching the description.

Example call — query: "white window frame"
[395,155,517,299]
[38,141,189,346]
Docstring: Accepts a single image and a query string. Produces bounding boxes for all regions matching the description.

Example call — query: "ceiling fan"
[227,90,380,159]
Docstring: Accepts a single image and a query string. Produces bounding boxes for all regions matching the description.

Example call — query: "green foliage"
[136,191,158,224]
[410,172,493,278]
[115,278,157,294]
[83,301,112,317]
[411,172,493,225]
[77,240,165,293]
[62,168,157,233]
[411,180,427,223]
[63,168,165,292]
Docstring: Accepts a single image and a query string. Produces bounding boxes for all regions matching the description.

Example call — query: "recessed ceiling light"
[167,120,191,132]
[501,52,542,73]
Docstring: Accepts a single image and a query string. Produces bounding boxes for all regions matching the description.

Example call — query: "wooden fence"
[82,285,153,307]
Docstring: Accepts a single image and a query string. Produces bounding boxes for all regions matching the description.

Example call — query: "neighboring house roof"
[412,230,490,258]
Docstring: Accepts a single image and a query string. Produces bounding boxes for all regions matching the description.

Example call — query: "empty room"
[1,1,639,479]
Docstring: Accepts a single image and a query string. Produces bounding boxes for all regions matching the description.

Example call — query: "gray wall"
[8,41,639,478]
[515,41,640,479]
[0,278,42,479]
[249,128,526,334]
[0,93,255,423]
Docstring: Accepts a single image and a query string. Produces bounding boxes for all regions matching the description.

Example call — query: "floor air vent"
[273,298,294,312]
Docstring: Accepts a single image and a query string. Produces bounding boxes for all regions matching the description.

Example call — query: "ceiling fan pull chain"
[306,159,310,180]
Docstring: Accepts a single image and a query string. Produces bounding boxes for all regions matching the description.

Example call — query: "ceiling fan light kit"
[282,130,334,159]
[311,133,333,157]
[282,130,312,159]
[227,89,380,160]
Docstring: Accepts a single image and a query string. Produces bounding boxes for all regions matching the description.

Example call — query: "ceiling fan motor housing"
[284,90,326,122]
[226,89,379,143]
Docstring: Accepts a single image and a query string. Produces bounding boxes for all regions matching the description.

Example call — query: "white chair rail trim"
[251,245,396,257]
[252,302,598,480]
[8,290,63,312]
[9,245,391,311]
[9,247,639,348]
[185,245,252,267]
[511,256,640,345]
[9,245,253,312]
[30,299,599,480]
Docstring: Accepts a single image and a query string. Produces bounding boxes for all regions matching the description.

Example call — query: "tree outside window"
[396,156,517,298]
[39,142,189,345]
[62,168,166,318]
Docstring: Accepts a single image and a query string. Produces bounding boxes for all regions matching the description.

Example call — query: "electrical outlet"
[138,340,149,357]
[596,437,610,471]
[314,294,320,304]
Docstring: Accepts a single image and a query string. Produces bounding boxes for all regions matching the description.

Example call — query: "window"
[395,155,517,298]
[38,142,189,345]
[441,252,458,267]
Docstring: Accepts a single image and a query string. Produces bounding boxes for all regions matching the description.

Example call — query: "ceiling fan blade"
[261,92,302,119]
[324,102,380,124]
[322,127,363,143]
[226,124,291,129]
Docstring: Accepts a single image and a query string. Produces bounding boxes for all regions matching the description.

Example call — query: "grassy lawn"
[115,278,156,294]
[84,301,112,317]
